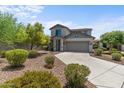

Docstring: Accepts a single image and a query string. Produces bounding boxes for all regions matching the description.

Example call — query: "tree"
[26,23,35,50]
[100,31,124,52]
[15,26,28,45]
[42,35,50,47]
[0,12,50,50]
[26,22,50,50]
[0,12,22,49]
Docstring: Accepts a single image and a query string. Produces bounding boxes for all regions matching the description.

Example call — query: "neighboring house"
[50,24,95,52]
[93,39,108,49]
[94,39,124,51]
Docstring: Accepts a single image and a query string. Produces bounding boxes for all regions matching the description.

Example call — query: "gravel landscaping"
[0,51,96,88]
[90,53,124,65]
[0,52,66,86]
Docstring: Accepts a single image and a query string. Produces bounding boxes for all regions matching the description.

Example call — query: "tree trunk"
[30,43,33,50]
[109,43,113,53]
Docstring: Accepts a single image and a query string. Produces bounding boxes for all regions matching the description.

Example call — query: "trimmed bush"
[28,50,39,58]
[0,51,6,58]
[112,48,118,51]
[112,51,121,54]
[64,64,91,88]
[102,47,107,51]
[111,48,118,54]
[93,43,99,49]
[0,71,61,88]
[111,48,121,54]
[122,52,124,56]
[6,49,28,67]
[112,52,122,61]
[44,55,55,69]
[94,48,103,56]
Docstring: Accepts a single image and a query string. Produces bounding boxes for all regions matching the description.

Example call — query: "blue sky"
[0,5,124,39]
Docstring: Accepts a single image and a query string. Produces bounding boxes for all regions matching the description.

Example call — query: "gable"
[50,24,94,39]
[50,24,70,37]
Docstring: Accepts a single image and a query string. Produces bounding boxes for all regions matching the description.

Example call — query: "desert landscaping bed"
[90,53,124,65]
[0,51,96,88]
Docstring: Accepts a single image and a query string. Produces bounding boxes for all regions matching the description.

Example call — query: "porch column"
[53,38,56,51]
[89,41,93,52]
[60,38,64,51]
[99,42,103,48]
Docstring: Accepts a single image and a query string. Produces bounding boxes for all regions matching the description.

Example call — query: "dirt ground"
[0,51,96,88]
[90,53,124,65]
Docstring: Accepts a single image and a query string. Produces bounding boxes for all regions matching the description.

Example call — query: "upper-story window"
[55,29,61,37]
[82,31,87,34]
[75,35,79,38]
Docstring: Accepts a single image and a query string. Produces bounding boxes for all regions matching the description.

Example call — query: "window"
[75,35,79,38]
[82,31,87,34]
[55,29,61,37]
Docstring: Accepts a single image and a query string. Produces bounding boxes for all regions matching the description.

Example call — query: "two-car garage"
[65,41,89,52]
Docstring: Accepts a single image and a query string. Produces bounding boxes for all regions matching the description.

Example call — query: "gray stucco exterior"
[50,24,95,52]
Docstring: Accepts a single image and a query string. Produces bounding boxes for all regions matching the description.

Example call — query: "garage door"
[66,41,89,52]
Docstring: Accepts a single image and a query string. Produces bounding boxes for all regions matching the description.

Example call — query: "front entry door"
[56,39,61,51]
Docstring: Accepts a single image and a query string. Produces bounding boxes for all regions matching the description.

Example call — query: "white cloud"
[0,5,44,22]
[44,20,74,28]
[14,12,29,18]
[31,15,37,20]
[44,17,124,38]
[1,6,124,39]
[44,20,92,30]
[85,16,124,39]
[24,6,44,14]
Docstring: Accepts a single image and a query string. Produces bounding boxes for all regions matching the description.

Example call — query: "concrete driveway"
[55,52,124,88]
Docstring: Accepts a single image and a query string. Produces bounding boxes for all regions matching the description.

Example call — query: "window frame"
[55,28,61,37]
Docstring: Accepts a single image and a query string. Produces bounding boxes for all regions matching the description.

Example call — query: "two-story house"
[50,24,95,52]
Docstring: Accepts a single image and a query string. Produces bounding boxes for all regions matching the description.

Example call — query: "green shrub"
[44,55,55,69]
[94,48,103,56]
[0,71,61,88]
[0,51,6,58]
[122,52,124,56]
[64,64,90,88]
[42,46,48,50]
[112,48,118,51]
[93,43,99,49]
[111,48,119,54]
[102,47,107,51]
[6,49,28,67]
[28,50,39,58]
[112,51,121,54]
[112,52,122,61]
